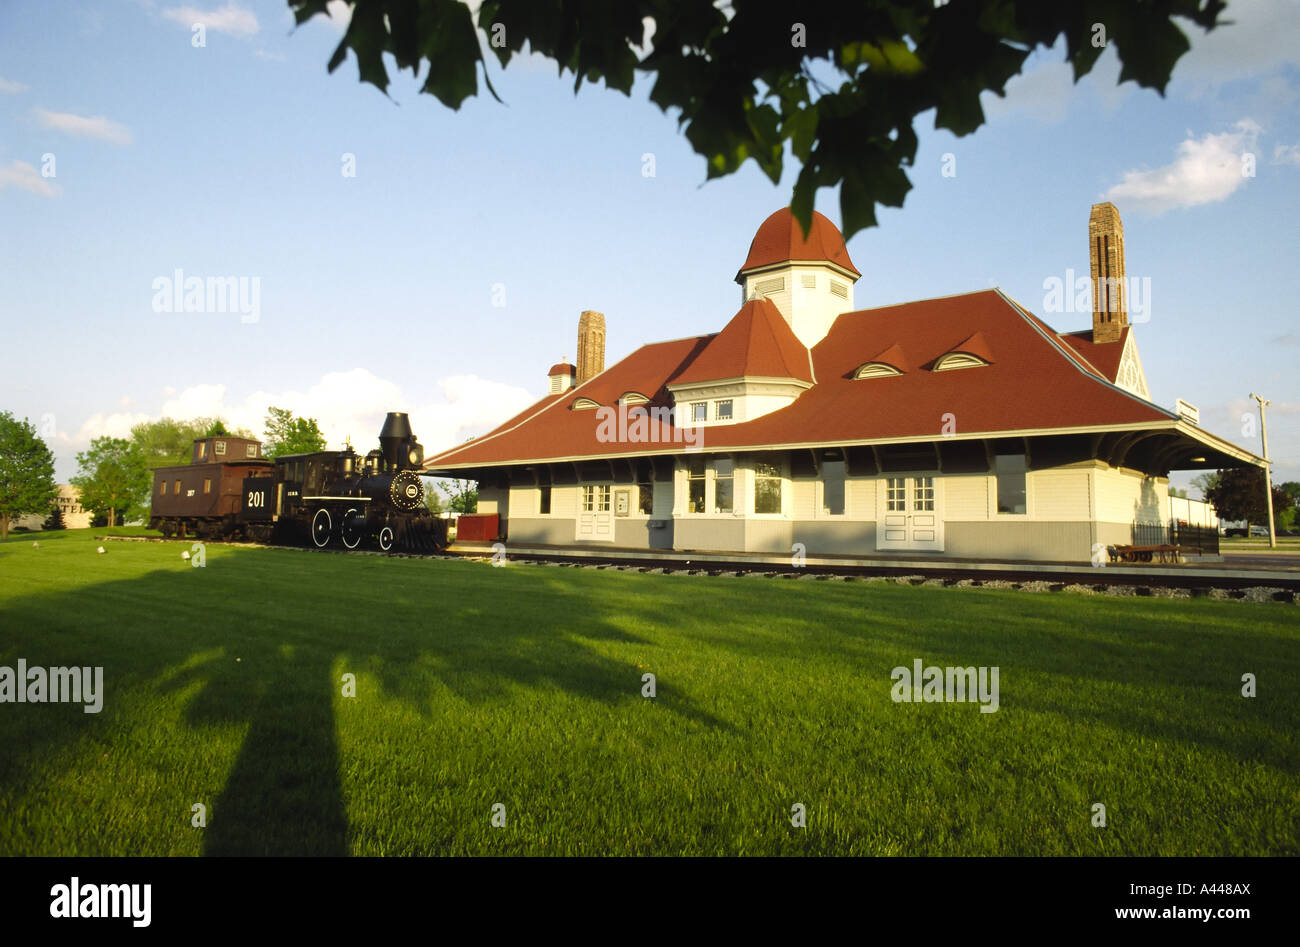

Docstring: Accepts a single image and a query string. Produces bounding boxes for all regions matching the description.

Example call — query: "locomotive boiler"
[150,412,447,553]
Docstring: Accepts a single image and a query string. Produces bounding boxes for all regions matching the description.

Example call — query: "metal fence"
[1130,521,1219,556]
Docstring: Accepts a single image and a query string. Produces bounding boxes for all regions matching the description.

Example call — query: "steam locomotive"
[149,412,447,552]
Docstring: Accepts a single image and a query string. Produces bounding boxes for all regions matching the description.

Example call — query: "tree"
[439,479,478,514]
[131,417,210,469]
[42,504,66,530]
[71,437,150,528]
[424,481,445,515]
[1205,467,1289,527]
[130,416,253,470]
[1167,486,1187,498]
[1190,471,1219,501]
[263,407,328,459]
[291,0,1226,239]
[0,411,58,540]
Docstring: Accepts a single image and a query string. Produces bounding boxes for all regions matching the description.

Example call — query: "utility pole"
[1250,393,1276,549]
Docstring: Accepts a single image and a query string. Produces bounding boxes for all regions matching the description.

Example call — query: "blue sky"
[2,0,1298,491]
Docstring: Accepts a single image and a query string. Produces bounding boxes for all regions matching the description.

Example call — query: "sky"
[2,0,1298,493]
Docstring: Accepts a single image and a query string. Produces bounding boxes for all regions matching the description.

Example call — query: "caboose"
[150,435,273,539]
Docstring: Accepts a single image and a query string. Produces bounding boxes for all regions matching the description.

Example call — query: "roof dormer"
[933,331,993,372]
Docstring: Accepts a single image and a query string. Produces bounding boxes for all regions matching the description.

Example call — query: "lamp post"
[1250,393,1276,549]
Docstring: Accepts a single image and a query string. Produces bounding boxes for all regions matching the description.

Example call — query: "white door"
[877,474,944,552]
[576,484,614,541]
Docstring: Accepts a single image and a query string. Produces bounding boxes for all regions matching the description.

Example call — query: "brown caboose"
[149,435,273,539]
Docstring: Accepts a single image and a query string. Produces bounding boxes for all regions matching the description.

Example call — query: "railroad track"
[101,535,1299,599]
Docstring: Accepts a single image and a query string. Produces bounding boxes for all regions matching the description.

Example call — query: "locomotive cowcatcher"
[149,412,448,552]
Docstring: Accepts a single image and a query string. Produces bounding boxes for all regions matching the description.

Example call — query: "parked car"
[1249,525,1271,537]
[1223,527,1247,537]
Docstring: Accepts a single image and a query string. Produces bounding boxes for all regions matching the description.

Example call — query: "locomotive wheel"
[342,509,363,550]
[378,525,394,552]
[312,508,333,548]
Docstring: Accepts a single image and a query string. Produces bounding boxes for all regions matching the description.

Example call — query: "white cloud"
[73,411,153,444]
[1272,143,1300,166]
[33,108,133,145]
[0,76,28,94]
[0,159,60,197]
[980,43,1132,125]
[1171,0,1300,93]
[254,49,287,62]
[162,3,259,37]
[1103,119,1260,215]
[114,369,536,455]
[60,369,538,481]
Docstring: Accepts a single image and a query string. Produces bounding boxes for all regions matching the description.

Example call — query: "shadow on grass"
[0,549,731,854]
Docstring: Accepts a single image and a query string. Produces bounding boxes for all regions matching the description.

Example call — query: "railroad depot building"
[424,204,1260,563]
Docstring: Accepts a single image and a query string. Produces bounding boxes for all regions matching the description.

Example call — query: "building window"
[995,454,1027,514]
[754,461,782,514]
[203,478,212,495]
[636,460,654,515]
[687,457,706,513]
[214,440,226,456]
[582,485,610,512]
[715,400,733,421]
[691,402,707,424]
[174,479,182,495]
[913,476,934,511]
[160,480,167,496]
[538,468,552,515]
[821,451,845,515]
[886,477,906,512]
[714,459,734,513]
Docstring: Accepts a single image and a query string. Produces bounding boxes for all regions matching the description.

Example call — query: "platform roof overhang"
[423,419,1263,479]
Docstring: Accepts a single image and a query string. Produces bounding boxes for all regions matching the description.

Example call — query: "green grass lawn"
[1,527,1296,856]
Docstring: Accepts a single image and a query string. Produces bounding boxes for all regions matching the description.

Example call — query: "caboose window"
[203,478,212,495]
[246,444,257,457]
[160,481,167,495]
[174,479,181,495]
[198,442,207,460]
[214,441,226,456]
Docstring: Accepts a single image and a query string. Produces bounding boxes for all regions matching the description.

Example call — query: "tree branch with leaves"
[290,0,1225,239]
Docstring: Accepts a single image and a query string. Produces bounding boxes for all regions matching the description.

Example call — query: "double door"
[877,474,943,551]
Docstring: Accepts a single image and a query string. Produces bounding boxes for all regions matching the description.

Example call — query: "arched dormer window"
[932,352,989,371]
[571,397,600,410]
[619,392,649,406]
[853,362,903,379]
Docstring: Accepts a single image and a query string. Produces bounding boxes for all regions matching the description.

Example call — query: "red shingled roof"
[425,289,1173,470]
[670,297,812,385]
[737,207,861,280]
[1059,327,1129,381]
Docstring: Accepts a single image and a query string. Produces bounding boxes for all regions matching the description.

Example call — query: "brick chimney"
[1089,202,1127,343]
[576,310,606,383]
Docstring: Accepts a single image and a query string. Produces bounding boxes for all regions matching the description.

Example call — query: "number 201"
[247,491,265,508]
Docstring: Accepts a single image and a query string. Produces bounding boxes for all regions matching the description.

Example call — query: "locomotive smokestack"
[378,412,413,469]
